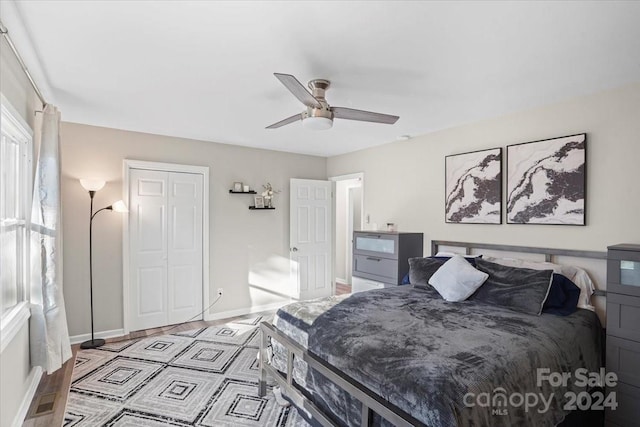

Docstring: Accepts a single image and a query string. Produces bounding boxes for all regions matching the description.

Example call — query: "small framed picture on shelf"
[233,182,243,192]
[254,196,265,208]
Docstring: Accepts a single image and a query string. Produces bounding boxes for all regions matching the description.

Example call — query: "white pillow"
[483,256,596,311]
[428,255,489,302]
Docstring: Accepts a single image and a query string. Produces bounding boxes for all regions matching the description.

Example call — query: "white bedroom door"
[290,178,333,300]
[129,168,203,331]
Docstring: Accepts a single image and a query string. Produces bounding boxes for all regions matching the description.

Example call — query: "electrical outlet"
[217,288,224,297]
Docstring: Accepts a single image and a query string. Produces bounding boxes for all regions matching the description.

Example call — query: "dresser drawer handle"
[366,257,381,262]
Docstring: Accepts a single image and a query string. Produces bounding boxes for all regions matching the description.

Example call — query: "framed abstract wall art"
[445,148,502,224]
[506,133,586,225]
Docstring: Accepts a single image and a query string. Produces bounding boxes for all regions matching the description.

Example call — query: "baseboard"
[69,328,125,345]
[70,303,286,344]
[205,301,289,321]
[12,366,42,427]
[335,277,347,284]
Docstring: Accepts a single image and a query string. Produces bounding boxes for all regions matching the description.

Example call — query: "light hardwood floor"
[22,285,353,426]
[336,281,352,294]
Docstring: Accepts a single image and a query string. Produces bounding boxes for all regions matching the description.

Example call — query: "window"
[0,97,32,317]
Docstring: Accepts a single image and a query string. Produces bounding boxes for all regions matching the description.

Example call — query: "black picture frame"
[506,133,586,225]
[445,147,502,224]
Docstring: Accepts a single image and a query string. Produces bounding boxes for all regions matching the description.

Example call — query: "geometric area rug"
[63,316,310,426]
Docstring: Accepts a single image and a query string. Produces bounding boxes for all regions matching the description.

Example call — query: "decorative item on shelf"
[229,182,256,194]
[254,195,265,208]
[79,179,128,349]
[262,183,281,208]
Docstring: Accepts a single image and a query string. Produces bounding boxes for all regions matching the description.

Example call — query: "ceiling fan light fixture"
[266,73,399,130]
[303,116,333,130]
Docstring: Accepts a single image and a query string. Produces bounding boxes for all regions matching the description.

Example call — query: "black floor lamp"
[79,179,128,350]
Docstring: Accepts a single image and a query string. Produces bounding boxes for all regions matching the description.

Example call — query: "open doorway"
[330,173,364,295]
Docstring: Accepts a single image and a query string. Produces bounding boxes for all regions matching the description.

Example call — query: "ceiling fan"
[266,73,399,130]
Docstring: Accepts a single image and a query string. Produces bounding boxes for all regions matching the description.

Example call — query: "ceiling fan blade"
[274,73,322,109]
[332,107,399,125]
[266,113,302,129]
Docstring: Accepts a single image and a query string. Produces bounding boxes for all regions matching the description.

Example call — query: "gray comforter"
[273,285,602,427]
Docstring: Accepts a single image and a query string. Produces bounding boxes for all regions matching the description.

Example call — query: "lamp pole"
[78,179,127,350]
[81,190,108,349]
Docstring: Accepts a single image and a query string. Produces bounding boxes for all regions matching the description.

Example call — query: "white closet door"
[129,169,204,331]
[167,172,203,325]
[130,169,169,331]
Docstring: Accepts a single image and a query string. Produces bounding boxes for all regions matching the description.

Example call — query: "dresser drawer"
[607,336,640,387]
[354,255,397,281]
[607,245,640,297]
[607,293,640,342]
[607,258,640,297]
[605,381,640,427]
[353,233,399,259]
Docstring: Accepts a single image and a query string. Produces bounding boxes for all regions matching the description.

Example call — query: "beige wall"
[0,31,42,427]
[0,326,32,427]
[327,83,640,258]
[0,38,40,131]
[60,122,326,336]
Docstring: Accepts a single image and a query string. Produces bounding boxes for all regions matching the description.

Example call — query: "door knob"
[291,247,298,252]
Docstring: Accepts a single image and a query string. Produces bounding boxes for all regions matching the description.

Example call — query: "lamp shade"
[302,116,333,130]
[111,200,128,213]
[80,178,106,192]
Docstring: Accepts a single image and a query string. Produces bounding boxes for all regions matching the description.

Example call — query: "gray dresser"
[606,244,640,427]
[352,231,423,293]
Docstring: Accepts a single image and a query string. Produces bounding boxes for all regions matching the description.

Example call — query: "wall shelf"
[229,190,257,194]
[249,206,275,210]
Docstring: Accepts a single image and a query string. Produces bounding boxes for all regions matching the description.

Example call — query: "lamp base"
[80,338,105,349]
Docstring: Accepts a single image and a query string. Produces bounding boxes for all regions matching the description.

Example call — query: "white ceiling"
[6,1,640,157]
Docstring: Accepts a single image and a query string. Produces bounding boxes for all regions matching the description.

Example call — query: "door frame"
[329,172,364,288]
[122,159,210,335]
[346,186,362,284]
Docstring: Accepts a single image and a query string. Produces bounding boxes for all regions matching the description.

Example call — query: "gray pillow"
[472,258,553,315]
[408,257,445,285]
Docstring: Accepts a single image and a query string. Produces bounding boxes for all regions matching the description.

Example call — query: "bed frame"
[258,240,608,427]
[258,321,422,427]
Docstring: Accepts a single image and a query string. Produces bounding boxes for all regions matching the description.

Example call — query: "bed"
[258,241,607,427]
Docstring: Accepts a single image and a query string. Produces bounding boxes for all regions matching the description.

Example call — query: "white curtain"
[30,104,71,374]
